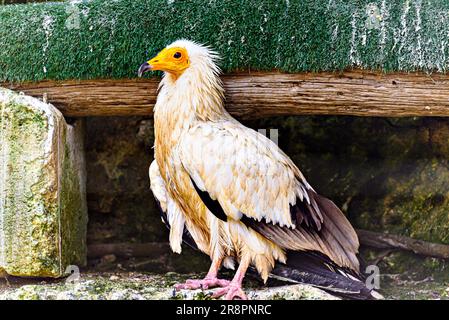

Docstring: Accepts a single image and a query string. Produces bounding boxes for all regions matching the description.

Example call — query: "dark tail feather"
[270,251,382,300]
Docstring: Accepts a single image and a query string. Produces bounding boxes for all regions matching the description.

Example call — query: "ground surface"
[0,270,447,300]
[381,273,449,300]
[1,248,448,300]
[0,272,338,300]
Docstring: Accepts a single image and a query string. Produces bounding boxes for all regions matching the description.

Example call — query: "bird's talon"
[174,277,230,291]
[211,283,247,300]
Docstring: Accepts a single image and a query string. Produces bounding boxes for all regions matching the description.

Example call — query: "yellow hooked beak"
[138,47,189,78]
[137,61,152,77]
[137,54,163,77]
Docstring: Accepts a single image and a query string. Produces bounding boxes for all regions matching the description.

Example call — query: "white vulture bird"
[138,40,379,300]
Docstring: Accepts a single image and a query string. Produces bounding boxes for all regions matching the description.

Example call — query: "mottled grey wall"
[85,117,160,245]
[85,116,449,250]
[249,116,449,244]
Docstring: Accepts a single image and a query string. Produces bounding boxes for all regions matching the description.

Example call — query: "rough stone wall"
[250,116,449,245]
[85,116,449,252]
[85,117,160,245]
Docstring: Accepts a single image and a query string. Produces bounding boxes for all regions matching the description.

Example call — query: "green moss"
[1,0,449,83]
[60,121,88,271]
[0,272,339,300]
[0,88,87,277]
[0,94,60,276]
[0,1,56,4]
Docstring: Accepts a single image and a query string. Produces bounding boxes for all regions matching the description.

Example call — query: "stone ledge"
[0,272,338,300]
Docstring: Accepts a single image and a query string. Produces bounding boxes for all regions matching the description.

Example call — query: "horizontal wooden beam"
[5,70,449,118]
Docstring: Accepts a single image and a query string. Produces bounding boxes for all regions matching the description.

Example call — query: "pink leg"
[174,258,230,290]
[212,256,249,300]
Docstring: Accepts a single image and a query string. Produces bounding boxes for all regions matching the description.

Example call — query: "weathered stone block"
[0,88,87,277]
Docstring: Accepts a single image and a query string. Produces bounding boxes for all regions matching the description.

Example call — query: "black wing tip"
[190,176,228,222]
[272,250,380,300]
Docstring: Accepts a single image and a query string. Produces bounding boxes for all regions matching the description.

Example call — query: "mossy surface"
[0,1,54,4]
[0,88,87,277]
[60,120,88,270]
[1,0,449,83]
[1,269,447,300]
[0,89,60,276]
[376,251,449,300]
[0,272,338,300]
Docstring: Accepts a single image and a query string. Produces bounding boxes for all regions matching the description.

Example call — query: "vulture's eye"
[173,52,182,59]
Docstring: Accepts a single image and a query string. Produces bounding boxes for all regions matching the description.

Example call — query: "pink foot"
[212,283,248,300]
[174,277,230,290]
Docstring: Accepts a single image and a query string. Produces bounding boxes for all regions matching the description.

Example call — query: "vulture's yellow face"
[138,47,190,78]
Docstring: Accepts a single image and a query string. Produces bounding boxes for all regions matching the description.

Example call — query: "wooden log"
[356,229,449,260]
[4,70,449,118]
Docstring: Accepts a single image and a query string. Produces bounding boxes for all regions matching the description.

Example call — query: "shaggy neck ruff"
[154,40,228,125]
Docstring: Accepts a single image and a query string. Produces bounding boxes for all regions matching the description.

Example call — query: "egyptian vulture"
[138,40,378,300]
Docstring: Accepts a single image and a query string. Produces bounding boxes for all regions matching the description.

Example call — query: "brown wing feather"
[242,191,360,273]
[290,187,323,230]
